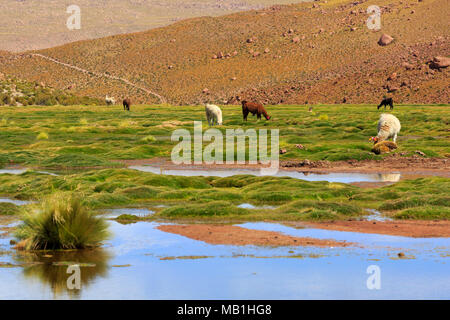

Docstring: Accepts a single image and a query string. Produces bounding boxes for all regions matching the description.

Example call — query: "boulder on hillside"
[402,62,414,70]
[378,34,394,46]
[387,72,397,81]
[429,56,450,69]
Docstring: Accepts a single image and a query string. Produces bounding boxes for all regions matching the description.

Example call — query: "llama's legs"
[393,133,397,143]
[243,110,249,121]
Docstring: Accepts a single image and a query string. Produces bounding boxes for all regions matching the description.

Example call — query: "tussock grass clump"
[393,206,450,220]
[79,118,88,125]
[15,193,110,250]
[279,200,362,219]
[379,196,450,211]
[141,135,156,143]
[160,201,248,217]
[36,132,49,140]
[0,202,20,215]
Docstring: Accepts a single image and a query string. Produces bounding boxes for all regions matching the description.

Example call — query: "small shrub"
[36,132,49,140]
[14,193,110,250]
[141,135,156,143]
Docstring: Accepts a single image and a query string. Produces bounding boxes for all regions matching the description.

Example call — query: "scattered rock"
[295,144,305,150]
[429,56,450,69]
[279,148,287,154]
[264,48,270,54]
[387,72,397,81]
[402,62,414,70]
[371,141,398,154]
[378,34,394,46]
[292,36,300,43]
[415,150,426,156]
[202,88,209,94]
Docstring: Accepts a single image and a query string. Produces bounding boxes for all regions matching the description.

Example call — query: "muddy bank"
[282,156,450,176]
[297,220,450,238]
[117,156,450,177]
[157,224,354,247]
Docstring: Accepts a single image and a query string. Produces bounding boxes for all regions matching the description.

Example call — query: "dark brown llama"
[241,100,271,121]
[123,98,131,111]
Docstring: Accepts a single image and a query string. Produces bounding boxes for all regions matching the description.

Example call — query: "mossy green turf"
[0,169,448,221]
[0,104,448,169]
[0,104,448,221]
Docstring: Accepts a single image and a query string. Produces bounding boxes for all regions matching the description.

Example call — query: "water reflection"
[377,173,401,183]
[13,249,112,299]
[129,165,404,183]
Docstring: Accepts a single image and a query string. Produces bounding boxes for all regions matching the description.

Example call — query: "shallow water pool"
[0,220,448,299]
[129,165,403,184]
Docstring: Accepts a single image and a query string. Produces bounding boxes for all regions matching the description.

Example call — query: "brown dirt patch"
[298,220,450,238]
[281,157,450,176]
[157,224,355,247]
[118,156,450,177]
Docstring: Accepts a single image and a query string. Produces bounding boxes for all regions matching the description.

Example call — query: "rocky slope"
[0,0,448,105]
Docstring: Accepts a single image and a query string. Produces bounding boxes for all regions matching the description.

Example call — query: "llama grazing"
[370,113,401,143]
[205,103,223,126]
[105,95,116,105]
[241,100,271,121]
[123,98,131,111]
[377,97,394,110]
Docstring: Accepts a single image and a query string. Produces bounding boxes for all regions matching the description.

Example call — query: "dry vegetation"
[0,0,448,105]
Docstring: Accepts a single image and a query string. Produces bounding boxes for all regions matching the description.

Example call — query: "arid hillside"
[0,0,302,52]
[0,0,448,105]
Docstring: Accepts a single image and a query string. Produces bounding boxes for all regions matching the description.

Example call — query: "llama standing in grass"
[123,98,131,111]
[205,103,223,126]
[377,97,394,110]
[370,113,401,143]
[105,95,116,105]
[241,100,271,121]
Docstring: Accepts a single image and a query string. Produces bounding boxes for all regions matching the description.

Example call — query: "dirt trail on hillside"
[31,53,166,103]
[157,224,355,247]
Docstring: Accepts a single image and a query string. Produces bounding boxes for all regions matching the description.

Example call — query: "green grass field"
[0,104,448,169]
[0,104,448,221]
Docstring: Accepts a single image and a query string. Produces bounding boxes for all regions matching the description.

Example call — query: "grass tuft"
[14,193,110,250]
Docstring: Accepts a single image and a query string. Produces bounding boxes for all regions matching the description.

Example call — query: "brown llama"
[123,98,131,111]
[241,100,271,121]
